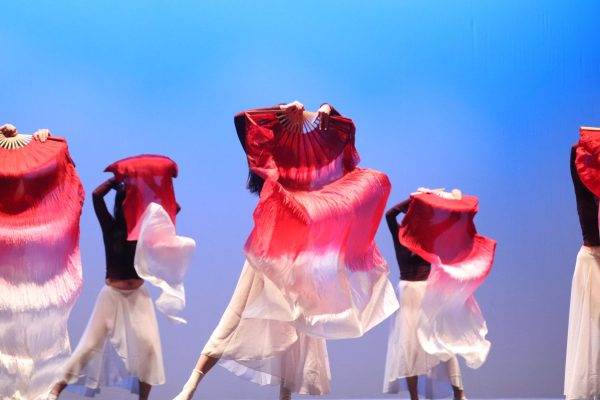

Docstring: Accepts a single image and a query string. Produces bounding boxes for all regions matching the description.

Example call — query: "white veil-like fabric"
[134,202,196,324]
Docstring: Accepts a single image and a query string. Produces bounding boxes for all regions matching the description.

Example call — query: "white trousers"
[60,285,165,396]
[202,261,331,395]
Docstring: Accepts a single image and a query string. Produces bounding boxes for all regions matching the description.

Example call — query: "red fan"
[243,108,358,190]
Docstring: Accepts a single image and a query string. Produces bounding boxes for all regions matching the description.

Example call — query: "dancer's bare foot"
[452,385,466,400]
[279,383,292,400]
[43,382,66,399]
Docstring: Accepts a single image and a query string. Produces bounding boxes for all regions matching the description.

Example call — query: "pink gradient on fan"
[0,138,84,399]
[0,138,84,310]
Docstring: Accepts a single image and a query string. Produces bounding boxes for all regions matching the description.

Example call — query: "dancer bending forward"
[174,101,398,399]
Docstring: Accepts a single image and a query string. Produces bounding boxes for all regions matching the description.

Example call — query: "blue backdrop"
[1,1,599,398]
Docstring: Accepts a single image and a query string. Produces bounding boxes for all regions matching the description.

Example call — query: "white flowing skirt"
[60,285,165,397]
[383,281,462,399]
[202,261,331,395]
[565,247,600,400]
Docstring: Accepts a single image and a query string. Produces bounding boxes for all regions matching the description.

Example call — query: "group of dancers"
[0,102,594,400]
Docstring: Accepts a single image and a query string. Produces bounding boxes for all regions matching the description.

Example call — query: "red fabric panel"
[0,136,84,309]
[105,154,178,240]
[0,137,84,237]
[398,192,494,269]
[575,127,600,198]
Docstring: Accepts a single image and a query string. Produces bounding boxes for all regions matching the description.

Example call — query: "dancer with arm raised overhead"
[47,155,195,400]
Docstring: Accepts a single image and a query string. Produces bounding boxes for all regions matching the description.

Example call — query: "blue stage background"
[1,1,600,398]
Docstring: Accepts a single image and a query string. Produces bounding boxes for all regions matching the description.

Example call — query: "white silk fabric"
[134,203,196,323]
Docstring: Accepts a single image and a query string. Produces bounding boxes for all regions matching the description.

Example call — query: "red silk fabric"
[399,193,495,273]
[238,109,397,338]
[0,137,85,399]
[105,155,178,240]
[398,192,495,368]
[243,111,359,189]
[575,127,600,198]
[0,137,85,301]
[242,111,389,272]
[0,137,80,221]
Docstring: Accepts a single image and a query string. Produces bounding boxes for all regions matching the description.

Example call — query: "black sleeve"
[386,199,410,237]
[386,199,415,269]
[571,145,600,245]
[93,179,115,230]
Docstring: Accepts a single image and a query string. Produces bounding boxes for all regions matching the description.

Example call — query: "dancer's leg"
[46,322,109,399]
[46,288,113,398]
[172,367,206,400]
[194,354,220,374]
[279,382,292,400]
[406,376,419,400]
[139,381,152,400]
[174,263,258,399]
[446,357,465,399]
[452,385,465,400]
[47,381,67,397]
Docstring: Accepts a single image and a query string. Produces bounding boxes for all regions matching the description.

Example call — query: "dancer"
[0,124,84,400]
[47,155,195,399]
[383,188,495,400]
[173,101,398,400]
[566,127,600,400]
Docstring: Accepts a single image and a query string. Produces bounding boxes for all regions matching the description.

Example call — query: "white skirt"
[60,285,165,397]
[383,280,462,398]
[202,261,331,395]
[565,247,600,400]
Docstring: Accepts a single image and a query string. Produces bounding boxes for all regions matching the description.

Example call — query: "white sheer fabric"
[417,256,492,369]
[60,286,164,397]
[202,261,332,395]
[134,202,196,323]
[565,246,600,400]
[384,281,462,399]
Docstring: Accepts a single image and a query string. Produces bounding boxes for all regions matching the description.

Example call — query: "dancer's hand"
[109,177,125,191]
[281,100,304,112]
[33,128,51,142]
[411,187,445,196]
[411,187,462,200]
[316,103,331,131]
[0,124,18,137]
[280,101,305,133]
[450,188,462,200]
